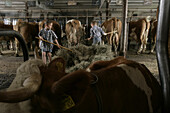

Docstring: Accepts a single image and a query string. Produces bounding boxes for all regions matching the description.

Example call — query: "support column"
[119,0,128,57]
[86,11,89,37]
[25,1,29,22]
[106,0,109,20]
[156,0,170,112]
[99,11,102,25]
[86,11,88,25]
[65,17,68,23]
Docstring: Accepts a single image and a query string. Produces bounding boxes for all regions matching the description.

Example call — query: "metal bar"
[120,0,128,57]
[123,0,128,57]
[0,30,29,61]
[2,15,157,19]
[156,0,170,112]
[106,1,109,20]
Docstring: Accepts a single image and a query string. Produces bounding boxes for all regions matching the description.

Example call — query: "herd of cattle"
[0,15,159,57]
[0,5,170,112]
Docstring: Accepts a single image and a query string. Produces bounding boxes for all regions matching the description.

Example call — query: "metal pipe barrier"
[156,0,170,112]
[0,29,29,61]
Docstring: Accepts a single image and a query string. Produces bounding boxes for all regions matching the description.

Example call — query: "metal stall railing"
[156,0,170,112]
[0,29,29,61]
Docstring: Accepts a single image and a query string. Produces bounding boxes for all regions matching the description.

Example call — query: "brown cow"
[65,19,85,46]
[101,17,122,56]
[13,19,39,57]
[0,56,162,113]
[0,21,14,55]
[129,17,151,54]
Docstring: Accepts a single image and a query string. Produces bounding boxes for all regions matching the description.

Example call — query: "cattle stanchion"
[35,37,73,52]
[156,0,170,112]
[0,29,29,61]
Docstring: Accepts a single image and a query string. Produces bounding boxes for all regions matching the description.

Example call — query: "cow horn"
[0,59,45,103]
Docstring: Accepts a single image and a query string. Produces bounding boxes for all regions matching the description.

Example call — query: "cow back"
[0,21,14,41]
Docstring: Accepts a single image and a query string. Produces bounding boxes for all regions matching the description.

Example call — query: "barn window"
[12,19,17,25]
[5,0,12,7]
[116,0,122,5]
[4,18,11,25]
[144,0,152,5]
[45,0,54,7]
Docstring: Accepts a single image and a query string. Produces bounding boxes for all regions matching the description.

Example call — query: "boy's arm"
[55,39,61,48]
[100,27,107,36]
[38,30,44,40]
[88,28,93,40]
[51,30,61,48]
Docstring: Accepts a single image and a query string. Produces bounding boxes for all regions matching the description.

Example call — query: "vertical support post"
[86,11,89,25]
[25,1,29,22]
[86,11,89,37]
[156,0,170,112]
[120,0,128,57]
[99,11,102,25]
[65,16,68,23]
[106,0,109,20]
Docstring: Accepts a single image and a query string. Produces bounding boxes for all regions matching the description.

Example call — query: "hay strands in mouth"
[36,37,73,52]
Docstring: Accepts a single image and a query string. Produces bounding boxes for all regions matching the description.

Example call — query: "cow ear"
[48,57,66,73]
[51,70,91,104]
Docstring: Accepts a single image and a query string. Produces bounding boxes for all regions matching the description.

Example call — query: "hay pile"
[55,44,115,73]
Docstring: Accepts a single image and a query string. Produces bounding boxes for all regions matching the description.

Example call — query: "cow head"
[0,57,91,113]
[36,57,90,113]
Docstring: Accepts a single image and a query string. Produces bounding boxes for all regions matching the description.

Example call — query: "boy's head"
[45,20,53,29]
[91,21,97,27]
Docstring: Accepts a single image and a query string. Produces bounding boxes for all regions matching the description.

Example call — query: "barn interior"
[0,0,170,112]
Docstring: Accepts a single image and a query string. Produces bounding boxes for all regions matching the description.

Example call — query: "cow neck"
[90,72,103,113]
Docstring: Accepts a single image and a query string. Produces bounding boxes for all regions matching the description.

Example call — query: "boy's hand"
[39,36,43,40]
[57,45,61,49]
[87,38,91,40]
[104,33,107,36]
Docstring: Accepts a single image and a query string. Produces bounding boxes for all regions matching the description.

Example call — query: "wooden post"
[86,11,88,26]
[25,1,29,22]
[99,11,102,25]
[120,0,128,57]
[65,17,68,23]
[106,0,109,20]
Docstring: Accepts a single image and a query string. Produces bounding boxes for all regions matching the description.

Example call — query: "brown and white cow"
[0,56,162,113]
[129,17,151,54]
[101,17,122,56]
[0,21,14,55]
[13,19,39,57]
[65,19,85,46]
